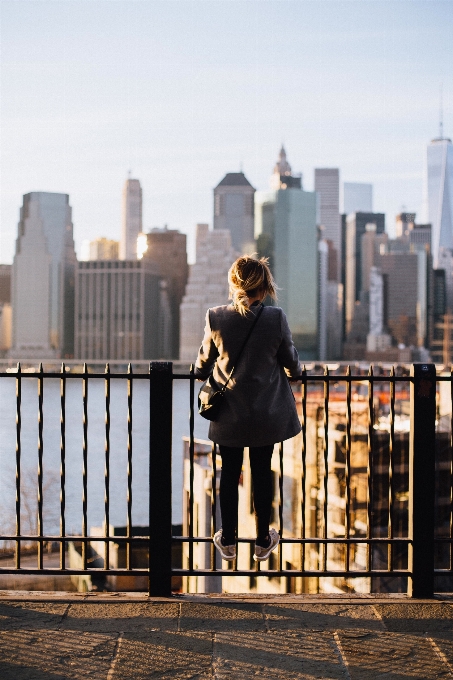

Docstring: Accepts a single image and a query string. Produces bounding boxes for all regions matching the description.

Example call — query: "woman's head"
[228,255,277,316]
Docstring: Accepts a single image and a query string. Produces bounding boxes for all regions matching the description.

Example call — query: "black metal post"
[408,363,436,598]
[149,362,173,597]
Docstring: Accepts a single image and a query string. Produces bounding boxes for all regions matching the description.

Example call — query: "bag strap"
[221,303,264,393]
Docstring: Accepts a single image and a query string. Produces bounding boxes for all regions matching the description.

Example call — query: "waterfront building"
[255,149,318,358]
[213,172,255,253]
[10,192,76,359]
[344,212,385,336]
[315,169,341,282]
[75,259,166,361]
[179,224,237,362]
[140,227,188,359]
[120,178,142,260]
[342,182,373,215]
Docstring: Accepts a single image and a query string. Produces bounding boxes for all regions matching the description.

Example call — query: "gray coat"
[195,303,302,447]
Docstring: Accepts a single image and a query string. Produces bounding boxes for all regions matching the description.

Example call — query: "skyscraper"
[180,224,237,362]
[315,169,341,282]
[345,212,385,335]
[11,192,76,358]
[120,178,142,260]
[141,227,188,359]
[427,133,453,270]
[213,172,255,253]
[255,149,318,358]
[342,183,373,215]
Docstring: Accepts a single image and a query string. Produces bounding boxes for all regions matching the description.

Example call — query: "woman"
[195,255,301,562]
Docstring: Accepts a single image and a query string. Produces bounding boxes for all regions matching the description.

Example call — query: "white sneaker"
[253,528,279,562]
[213,530,236,561]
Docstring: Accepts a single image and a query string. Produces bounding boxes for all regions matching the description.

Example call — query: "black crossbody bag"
[198,304,264,421]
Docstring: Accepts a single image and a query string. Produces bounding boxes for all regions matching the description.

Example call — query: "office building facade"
[345,212,385,335]
[180,224,237,362]
[427,134,453,270]
[141,228,188,359]
[75,259,165,361]
[378,250,430,349]
[11,192,76,359]
[213,172,255,253]
[256,149,318,358]
[88,237,119,261]
[315,169,341,282]
[120,178,142,260]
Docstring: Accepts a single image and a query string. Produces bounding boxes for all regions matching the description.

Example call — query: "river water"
[0,377,209,535]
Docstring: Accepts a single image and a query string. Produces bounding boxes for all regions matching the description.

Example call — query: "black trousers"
[218,444,274,545]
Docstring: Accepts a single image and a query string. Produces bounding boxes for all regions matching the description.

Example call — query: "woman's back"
[196,303,301,447]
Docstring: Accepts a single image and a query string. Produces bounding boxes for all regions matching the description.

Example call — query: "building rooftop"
[215,172,254,188]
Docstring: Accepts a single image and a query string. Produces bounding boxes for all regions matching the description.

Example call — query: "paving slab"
[111,631,213,679]
[213,630,346,679]
[337,630,451,679]
[179,601,266,632]
[0,601,69,630]
[264,603,385,631]
[60,602,179,632]
[375,602,453,631]
[426,631,453,673]
[0,629,117,679]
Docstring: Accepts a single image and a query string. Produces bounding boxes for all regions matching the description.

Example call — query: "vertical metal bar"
[15,363,21,570]
[278,442,284,572]
[37,362,44,570]
[60,362,66,570]
[188,364,195,572]
[408,363,436,597]
[388,366,395,571]
[104,363,110,572]
[300,366,307,573]
[345,365,352,573]
[211,442,217,571]
[149,362,173,597]
[366,365,374,574]
[82,362,88,570]
[126,363,133,570]
[450,366,453,572]
[323,366,329,571]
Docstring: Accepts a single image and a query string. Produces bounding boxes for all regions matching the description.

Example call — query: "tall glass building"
[427,135,453,269]
[11,192,76,358]
[255,150,318,359]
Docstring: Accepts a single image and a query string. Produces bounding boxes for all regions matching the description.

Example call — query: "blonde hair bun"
[228,255,277,316]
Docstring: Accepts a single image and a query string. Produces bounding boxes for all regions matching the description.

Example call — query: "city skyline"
[0,0,451,264]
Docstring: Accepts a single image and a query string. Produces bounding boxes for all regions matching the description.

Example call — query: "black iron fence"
[0,362,449,597]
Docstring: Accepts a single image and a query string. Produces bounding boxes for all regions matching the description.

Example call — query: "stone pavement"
[2,592,453,679]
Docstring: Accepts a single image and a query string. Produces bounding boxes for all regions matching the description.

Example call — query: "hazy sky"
[0,0,452,263]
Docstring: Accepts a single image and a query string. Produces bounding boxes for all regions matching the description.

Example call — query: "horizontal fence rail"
[0,361,449,597]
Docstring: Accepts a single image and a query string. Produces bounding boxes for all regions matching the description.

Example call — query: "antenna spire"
[440,84,444,140]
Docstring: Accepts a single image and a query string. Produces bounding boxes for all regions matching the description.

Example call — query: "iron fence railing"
[0,361,448,596]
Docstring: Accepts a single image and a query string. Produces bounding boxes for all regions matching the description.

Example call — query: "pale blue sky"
[0,0,452,262]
